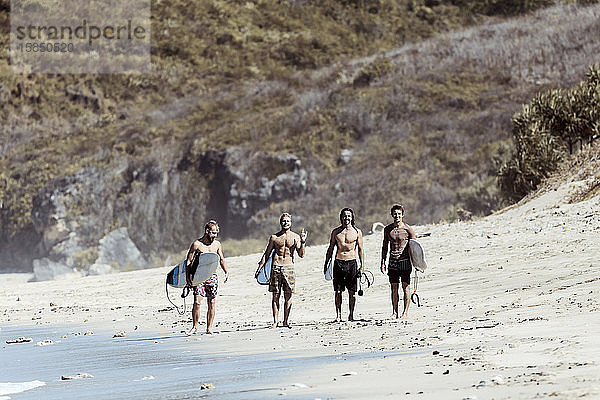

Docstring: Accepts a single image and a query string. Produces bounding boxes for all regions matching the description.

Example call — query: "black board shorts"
[388,258,412,284]
[333,259,359,293]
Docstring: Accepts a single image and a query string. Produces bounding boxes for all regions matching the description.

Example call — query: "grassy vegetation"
[2,0,600,261]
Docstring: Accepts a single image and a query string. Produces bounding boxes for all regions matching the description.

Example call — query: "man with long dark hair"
[324,208,365,322]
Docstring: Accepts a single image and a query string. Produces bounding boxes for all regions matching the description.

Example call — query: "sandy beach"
[2,180,600,399]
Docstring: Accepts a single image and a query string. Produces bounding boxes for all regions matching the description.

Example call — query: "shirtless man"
[381,204,416,319]
[324,208,365,322]
[185,220,229,335]
[255,213,307,328]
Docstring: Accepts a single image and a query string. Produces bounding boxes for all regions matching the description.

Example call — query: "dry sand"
[1,180,599,399]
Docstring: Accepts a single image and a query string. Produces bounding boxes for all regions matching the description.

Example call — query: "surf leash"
[165,279,188,315]
[411,270,421,307]
[357,270,374,296]
[360,270,374,288]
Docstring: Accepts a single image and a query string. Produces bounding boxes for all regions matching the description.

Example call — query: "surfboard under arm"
[256,249,275,285]
[166,252,220,288]
[324,244,336,281]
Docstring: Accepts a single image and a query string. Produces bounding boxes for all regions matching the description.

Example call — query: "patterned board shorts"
[193,274,218,298]
[269,265,296,293]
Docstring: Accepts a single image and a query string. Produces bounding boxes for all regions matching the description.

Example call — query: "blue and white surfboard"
[256,250,275,285]
[166,253,220,288]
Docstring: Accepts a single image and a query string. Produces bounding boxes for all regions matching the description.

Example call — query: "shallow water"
[1,324,428,399]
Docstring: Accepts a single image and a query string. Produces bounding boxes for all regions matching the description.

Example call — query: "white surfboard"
[256,249,275,285]
[324,257,334,281]
[166,252,220,288]
[191,252,220,284]
[408,239,427,272]
[324,243,336,281]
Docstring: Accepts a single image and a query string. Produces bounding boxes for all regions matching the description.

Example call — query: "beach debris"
[50,302,57,306]
[35,340,54,346]
[133,375,156,382]
[200,383,215,390]
[6,337,33,344]
[476,380,488,388]
[491,375,504,385]
[84,331,94,336]
[341,371,358,376]
[462,397,478,400]
[290,383,309,388]
[443,370,450,375]
[113,331,126,338]
[61,373,94,380]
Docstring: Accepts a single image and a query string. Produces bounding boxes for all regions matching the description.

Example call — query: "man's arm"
[216,241,228,283]
[406,224,417,239]
[186,240,199,286]
[357,229,365,273]
[381,226,390,273]
[255,236,274,277]
[295,229,307,258]
[324,229,336,273]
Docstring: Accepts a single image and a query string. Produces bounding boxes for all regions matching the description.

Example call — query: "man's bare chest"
[273,234,295,249]
[389,226,408,241]
[336,229,358,246]
[197,242,219,253]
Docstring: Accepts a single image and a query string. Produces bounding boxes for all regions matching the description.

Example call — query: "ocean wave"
[0,380,45,397]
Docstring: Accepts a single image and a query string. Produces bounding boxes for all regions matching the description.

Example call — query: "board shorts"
[269,265,295,293]
[333,259,359,293]
[388,258,412,285]
[193,274,218,298]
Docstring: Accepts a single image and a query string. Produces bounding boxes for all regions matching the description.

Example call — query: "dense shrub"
[498,64,600,201]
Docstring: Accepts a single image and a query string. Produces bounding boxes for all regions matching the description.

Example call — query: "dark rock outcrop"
[0,147,310,272]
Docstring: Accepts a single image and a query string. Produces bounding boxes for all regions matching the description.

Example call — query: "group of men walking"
[184,204,416,335]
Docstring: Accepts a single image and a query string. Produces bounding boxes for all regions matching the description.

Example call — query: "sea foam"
[0,380,45,398]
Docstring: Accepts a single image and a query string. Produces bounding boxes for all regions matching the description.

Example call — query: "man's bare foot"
[335,315,342,323]
[205,329,213,334]
[281,322,291,329]
[348,315,355,322]
[186,327,198,336]
[400,313,408,319]
[389,313,399,320]
[270,322,279,329]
